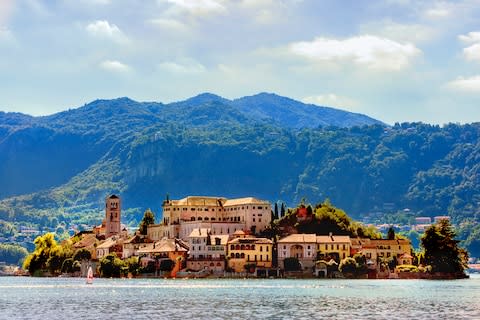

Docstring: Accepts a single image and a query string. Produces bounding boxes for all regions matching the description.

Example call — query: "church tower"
[105,194,121,237]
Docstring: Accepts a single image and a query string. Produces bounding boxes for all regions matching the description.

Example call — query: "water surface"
[1,275,479,319]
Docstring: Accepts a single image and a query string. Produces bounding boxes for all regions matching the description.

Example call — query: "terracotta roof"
[138,238,188,254]
[228,237,272,245]
[223,197,269,207]
[316,235,351,244]
[369,239,410,246]
[278,234,317,243]
[188,228,211,238]
[97,236,122,249]
[164,196,270,207]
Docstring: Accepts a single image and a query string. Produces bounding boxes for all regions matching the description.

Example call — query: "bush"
[339,257,357,274]
[284,257,301,271]
[395,264,419,273]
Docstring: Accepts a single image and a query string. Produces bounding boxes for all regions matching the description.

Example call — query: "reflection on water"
[1,276,479,319]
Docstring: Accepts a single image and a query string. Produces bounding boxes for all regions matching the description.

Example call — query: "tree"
[387,227,395,240]
[139,209,155,235]
[280,203,286,218]
[274,203,279,220]
[0,244,28,266]
[99,253,124,277]
[339,257,357,275]
[47,246,65,275]
[283,257,301,271]
[159,259,175,272]
[73,248,92,262]
[23,233,60,275]
[421,219,468,276]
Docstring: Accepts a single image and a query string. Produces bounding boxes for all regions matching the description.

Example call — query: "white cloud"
[86,20,127,43]
[99,60,131,73]
[464,43,480,62]
[447,76,480,92]
[289,35,421,71]
[425,7,450,18]
[148,18,189,32]
[360,20,436,44]
[302,94,358,108]
[161,0,227,16]
[458,31,480,44]
[158,58,206,74]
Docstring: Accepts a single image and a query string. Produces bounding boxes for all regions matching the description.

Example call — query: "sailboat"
[86,266,94,285]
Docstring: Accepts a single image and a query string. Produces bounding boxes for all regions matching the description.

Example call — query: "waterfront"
[1,276,479,319]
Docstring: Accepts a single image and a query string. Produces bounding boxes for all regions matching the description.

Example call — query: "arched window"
[240,253,245,258]
[235,253,240,258]
[245,245,250,250]
[230,253,234,258]
[191,217,196,221]
[204,217,209,221]
[235,245,240,250]
[240,245,245,250]
[198,217,203,221]
[230,244,234,250]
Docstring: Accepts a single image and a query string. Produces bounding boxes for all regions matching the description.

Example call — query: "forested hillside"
[0,93,479,255]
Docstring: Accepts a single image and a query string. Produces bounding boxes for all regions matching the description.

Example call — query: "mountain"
[232,93,381,129]
[1,93,480,254]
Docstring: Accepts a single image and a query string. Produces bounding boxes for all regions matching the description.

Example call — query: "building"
[357,238,411,265]
[137,238,189,277]
[96,235,124,259]
[187,228,229,273]
[316,234,351,262]
[227,232,273,273]
[122,234,154,259]
[277,234,317,270]
[148,196,272,241]
[415,217,432,225]
[94,194,122,238]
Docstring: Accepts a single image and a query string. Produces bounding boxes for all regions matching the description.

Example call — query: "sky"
[1,0,480,125]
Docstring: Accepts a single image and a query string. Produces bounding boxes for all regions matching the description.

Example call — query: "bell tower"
[105,194,121,237]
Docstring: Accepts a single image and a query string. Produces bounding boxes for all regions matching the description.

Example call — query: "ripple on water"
[1,277,480,319]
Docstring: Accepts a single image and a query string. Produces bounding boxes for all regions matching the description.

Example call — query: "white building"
[148,196,272,241]
[187,228,229,273]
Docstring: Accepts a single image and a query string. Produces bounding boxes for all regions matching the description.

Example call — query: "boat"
[86,266,93,284]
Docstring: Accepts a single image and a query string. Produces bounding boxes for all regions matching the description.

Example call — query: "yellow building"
[316,234,351,261]
[356,238,412,265]
[227,232,273,273]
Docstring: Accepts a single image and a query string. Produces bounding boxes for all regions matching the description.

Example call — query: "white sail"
[86,266,93,284]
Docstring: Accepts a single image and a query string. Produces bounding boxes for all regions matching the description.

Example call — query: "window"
[260,246,263,252]
[307,245,310,250]
[260,255,262,261]
[266,246,269,252]
[253,218,255,222]
[387,252,391,258]
[240,253,245,258]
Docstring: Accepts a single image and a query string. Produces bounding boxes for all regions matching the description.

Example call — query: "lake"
[1,275,479,319]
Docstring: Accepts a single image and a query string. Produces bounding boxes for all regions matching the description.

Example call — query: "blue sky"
[1,0,480,124]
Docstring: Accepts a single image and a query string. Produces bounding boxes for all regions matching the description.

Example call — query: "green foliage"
[139,209,155,235]
[339,257,357,274]
[421,220,468,275]
[0,243,28,265]
[124,256,140,276]
[283,257,301,271]
[280,200,381,239]
[396,264,419,273]
[23,233,60,275]
[159,259,175,272]
[61,258,74,273]
[387,227,395,240]
[73,248,91,261]
[99,253,125,278]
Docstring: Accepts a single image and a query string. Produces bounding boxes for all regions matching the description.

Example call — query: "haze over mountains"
[1,93,479,254]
